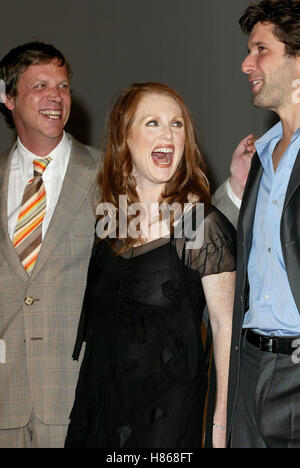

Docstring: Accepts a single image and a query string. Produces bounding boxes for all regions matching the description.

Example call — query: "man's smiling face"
[5,59,71,150]
[241,21,298,112]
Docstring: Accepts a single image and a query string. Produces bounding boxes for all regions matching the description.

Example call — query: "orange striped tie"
[13,157,51,275]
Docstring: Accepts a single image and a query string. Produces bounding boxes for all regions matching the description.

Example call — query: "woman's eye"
[146,120,159,126]
[172,121,184,128]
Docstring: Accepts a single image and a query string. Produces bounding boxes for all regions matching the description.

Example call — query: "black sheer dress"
[65,207,236,448]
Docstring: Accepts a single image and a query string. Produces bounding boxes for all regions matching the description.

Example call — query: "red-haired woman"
[65,83,236,449]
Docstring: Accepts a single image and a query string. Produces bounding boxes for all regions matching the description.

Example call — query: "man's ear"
[291,56,300,105]
[2,93,15,111]
[0,81,15,110]
[0,79,7,107]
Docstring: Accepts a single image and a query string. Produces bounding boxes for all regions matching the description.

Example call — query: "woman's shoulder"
[204,206,236,239]
[174,203,236,256]
[179,203,236,240]
[175,204,236,276]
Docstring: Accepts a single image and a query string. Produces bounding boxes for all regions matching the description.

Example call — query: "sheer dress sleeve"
[175,207,236,278]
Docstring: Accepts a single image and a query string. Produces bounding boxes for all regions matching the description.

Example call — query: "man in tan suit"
[0,42,100,448]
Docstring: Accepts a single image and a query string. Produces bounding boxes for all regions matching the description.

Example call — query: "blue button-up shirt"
[243,122,300,336]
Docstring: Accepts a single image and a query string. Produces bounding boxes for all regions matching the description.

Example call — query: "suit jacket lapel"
[0,144,29,281]
[240,153,263,255]
[283,147,300,210]
[29,137,97,281]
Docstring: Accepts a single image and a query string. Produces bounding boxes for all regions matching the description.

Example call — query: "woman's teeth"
[153,147,173,154]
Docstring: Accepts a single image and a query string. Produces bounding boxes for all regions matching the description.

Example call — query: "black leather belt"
[246,329,300,355]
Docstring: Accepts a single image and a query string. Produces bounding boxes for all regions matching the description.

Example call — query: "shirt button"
[264,295,270,301]
[267,247,272,253]
[24,296,35,306]
[273,200,278,205]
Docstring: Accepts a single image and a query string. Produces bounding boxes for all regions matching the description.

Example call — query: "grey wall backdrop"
[0,0,278,188]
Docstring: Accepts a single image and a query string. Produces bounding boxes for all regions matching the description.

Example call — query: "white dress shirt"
[7,132,71,241]
[226,178,242,209]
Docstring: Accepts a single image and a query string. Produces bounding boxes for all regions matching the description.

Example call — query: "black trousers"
[231,337,300,448]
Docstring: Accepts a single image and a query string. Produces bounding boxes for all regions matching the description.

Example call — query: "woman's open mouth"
[151,145,174,168]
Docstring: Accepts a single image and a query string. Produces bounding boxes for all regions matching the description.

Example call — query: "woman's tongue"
[151,151,173,167]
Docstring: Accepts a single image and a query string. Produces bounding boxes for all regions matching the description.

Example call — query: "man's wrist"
[226,178,242,208]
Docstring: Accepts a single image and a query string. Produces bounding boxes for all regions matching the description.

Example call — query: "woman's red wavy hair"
[97,82,211,254]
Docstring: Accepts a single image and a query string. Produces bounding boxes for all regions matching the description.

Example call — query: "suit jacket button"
[24,296,34,306]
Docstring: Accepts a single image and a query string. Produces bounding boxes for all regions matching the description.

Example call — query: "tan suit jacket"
[0,135,101,429]
[212,181,239,229]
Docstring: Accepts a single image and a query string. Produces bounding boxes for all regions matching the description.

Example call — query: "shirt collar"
[16,131,71,175]
[255,121,300,150]
[17,131,69,160]
[255,121,300,171]
[255,121,281,147]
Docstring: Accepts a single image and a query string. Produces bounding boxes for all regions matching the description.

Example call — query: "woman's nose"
[160,124,173,140]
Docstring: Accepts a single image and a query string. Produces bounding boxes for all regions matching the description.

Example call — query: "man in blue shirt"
[225,0,300,448]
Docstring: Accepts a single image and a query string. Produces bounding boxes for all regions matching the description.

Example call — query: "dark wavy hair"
[0,41,72,128]
[239,0,300,56]
[97,82,211,255]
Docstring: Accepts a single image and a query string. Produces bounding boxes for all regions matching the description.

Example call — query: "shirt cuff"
[226,178,242,209]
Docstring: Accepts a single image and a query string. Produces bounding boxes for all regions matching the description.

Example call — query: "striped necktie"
[13,157,52,275]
